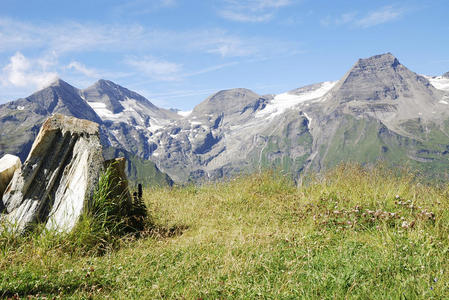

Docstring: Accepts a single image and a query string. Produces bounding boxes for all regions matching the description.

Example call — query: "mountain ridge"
[1,53,449,183]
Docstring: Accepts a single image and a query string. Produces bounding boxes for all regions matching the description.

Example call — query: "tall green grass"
[1,163,449,298]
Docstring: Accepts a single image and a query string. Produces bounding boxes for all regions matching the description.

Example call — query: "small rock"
[0,154,21,199]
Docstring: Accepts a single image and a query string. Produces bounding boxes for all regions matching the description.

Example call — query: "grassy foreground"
[1,164,449,298]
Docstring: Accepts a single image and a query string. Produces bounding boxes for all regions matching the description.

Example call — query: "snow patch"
[178,110,192,117]
[256,81,337,119]
[439,100,448,105]
[87,102,116,119]
[17,106,24,110]
[426,76,449,92]
[86,95,175,135]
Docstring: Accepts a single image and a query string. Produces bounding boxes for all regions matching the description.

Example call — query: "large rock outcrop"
[0,154,21,199]
[0,114,104,232]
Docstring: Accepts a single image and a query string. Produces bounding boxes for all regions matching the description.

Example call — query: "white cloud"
[0,18,294,58]
[355,6,405,28]
[66,61,99,78]
[1,52,58,89]
[219,0,294,23]
[125,56,182,81]
[321,6,406,29]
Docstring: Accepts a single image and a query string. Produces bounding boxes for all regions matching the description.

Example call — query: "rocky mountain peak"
[209,88,258,101]
[328,53,435,104]
[93,79,128,92]
[353,52,400,70]
[47,78,78,92]
[192,88,263,116]
[21,79,101,123]
[443,71,449,78]
[81,79,159,114]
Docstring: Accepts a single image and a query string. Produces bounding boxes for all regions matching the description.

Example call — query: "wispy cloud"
[355,6,405,28]
[124,56,183,81]
[219,0,294,23]
[0,52,58,89]
[66,61,99,78]
[0,17,296,58]
[111,0,177,16]
[321,5,407,29]
[185,62,238,77]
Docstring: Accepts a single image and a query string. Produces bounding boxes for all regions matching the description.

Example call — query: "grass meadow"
[1,163,449,299]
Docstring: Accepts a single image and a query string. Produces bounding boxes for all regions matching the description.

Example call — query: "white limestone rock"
[1,114,104,233]
[0,154,21,198]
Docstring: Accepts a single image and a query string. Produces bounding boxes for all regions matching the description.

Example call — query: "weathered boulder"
[1,114,104,232]
[103,157,132,202]
[104,157,147,232]
[0,154,21,199]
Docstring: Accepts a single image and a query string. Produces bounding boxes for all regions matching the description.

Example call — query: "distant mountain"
[1,53,449,184]
[148,53,449,182]
[79,79,179,158]
[0,79,101,160]
[80,79,178,128]
[443,71,449,78]
[306,53,449,175]
[0,79,174,186]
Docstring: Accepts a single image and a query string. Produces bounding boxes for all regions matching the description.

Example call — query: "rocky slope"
[0,79,174,185]
[1,53,449,184]
[148,53,449,182]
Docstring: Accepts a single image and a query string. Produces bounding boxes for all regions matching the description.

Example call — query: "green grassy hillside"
[321,115,449,183]
[1,164,449,298]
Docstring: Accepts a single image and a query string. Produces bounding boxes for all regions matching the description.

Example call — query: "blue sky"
[0,0,448,110]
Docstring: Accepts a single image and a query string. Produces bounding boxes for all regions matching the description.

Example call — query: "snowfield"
[256,81,337,119]
[425,75,449,92]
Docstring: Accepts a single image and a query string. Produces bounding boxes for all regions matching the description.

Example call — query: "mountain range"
[1,53,449,184]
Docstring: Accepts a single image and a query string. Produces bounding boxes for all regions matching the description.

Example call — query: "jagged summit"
[81,79,159,115]
[22,79,102,123]
[327,53,437,105]
[354,52,400,70]
[443,71,449,78]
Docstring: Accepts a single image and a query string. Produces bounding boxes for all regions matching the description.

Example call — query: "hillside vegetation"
[1,164,449,298]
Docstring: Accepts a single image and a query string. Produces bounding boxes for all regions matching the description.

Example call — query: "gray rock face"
[79,79,180,159]
[147,88,281,182]
[81,79,160,115]
[192,88,267,118]
[322,53,444,126]
[443,72,449,79]
[1,114,104,233]
[327,53,438,104]
[0,154,21,198]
